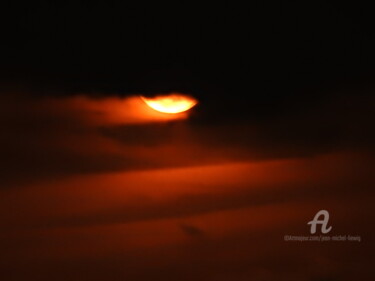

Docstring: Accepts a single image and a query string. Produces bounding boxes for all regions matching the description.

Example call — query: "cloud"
[180,224,205,237]
[0,92,373,188]
[0,92,373,281]
[0,94,191,186]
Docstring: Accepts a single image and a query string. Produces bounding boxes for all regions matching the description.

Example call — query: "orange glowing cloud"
[37,95,192,126]
[140,93,198,114]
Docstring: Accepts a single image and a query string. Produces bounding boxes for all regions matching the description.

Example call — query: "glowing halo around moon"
[140,93,198,114]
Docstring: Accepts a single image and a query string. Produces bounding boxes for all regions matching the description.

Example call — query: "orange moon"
[140,93,198,114]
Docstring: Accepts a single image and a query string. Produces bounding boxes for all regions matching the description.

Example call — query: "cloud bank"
[0,93,373,281]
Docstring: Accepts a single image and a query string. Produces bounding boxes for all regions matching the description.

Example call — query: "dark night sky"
[2,3,375,98]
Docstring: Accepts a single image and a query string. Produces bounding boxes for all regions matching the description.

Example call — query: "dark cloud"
[180,224,205,237]
[2,89,373,187]
[0,93,373,280]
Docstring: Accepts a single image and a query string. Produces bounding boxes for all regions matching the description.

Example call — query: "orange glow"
[140,93,198,114]
[38,95,189,125]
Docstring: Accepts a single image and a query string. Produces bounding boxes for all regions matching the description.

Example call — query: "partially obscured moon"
[140,93,198,114]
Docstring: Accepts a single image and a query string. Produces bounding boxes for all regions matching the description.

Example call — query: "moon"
[140,93,198,114]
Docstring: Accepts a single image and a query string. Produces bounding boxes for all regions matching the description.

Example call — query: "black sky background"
[2,2,375,112]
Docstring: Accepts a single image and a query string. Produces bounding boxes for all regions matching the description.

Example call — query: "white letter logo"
[307,210,332,234]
